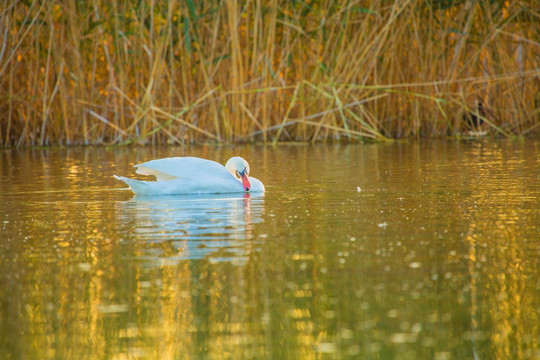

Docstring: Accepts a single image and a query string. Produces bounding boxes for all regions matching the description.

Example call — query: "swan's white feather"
[115,157,264,196]
[135,157,230,180]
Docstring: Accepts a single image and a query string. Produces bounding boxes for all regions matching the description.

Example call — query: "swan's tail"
[114,175,153,195]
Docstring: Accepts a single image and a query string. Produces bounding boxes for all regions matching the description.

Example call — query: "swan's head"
[225,157,251,192]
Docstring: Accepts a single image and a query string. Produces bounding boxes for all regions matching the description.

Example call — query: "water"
[1,141,538,359]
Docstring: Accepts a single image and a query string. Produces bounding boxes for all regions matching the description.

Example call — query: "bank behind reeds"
[0,0,538,147]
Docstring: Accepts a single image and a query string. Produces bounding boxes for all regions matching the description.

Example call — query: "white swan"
[114,156,265,196]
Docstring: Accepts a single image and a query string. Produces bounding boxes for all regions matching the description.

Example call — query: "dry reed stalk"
[0,0,538,147]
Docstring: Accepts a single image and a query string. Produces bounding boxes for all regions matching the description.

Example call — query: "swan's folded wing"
[134,157,232,181]
[135,165,177,181]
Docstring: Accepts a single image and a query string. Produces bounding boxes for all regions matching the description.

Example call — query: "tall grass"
[0,0,538,147]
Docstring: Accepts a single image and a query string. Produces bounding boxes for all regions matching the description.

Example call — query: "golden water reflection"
[0,142,538,359]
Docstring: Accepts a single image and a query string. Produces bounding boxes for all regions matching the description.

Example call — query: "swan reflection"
[117,193,264,265]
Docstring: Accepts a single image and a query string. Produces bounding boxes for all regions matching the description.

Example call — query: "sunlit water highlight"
[0,141,538,359]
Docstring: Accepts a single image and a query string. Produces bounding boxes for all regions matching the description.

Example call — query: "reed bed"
[0,0,538,147]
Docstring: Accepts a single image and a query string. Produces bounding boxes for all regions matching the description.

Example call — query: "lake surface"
[1,141,539,360]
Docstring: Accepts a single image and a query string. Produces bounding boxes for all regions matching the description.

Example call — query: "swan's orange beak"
[241,173,251,192]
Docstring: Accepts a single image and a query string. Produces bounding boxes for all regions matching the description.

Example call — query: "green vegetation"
[1,0,538,146]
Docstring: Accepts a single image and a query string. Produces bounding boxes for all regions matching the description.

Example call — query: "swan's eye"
[235,170,241,178]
